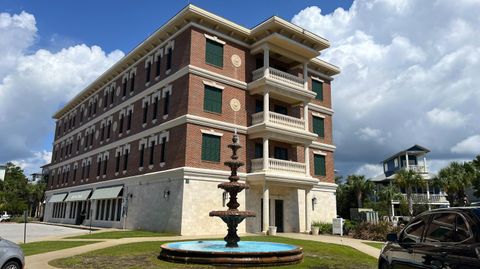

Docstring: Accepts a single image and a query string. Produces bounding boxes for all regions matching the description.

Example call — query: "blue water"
[165,240,298,253]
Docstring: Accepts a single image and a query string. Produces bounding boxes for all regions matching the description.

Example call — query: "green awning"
[64,190,92,202]
[48,193,67,203]
[90,186,123,200]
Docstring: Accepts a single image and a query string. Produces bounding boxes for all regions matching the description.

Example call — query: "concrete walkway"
[25,233,381,269]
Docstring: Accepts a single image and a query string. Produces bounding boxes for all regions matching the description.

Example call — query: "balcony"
[252,111,305,130]
[404,165,428,173]
[248,67,316,104]
[251,158,306,176]
[248,111,317,145]
[392,194,449,204]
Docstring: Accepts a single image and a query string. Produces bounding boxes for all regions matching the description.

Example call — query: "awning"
[48,193,68,203]
[90,186,123,200]
[64,190,92,202]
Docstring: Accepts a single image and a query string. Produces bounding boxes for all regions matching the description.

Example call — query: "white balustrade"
[251,67,304,89]
[394,193,448,203]
[251,111,305,130]
[406,165,427,173]
[250,158,306,175]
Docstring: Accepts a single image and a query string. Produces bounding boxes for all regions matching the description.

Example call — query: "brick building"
[43,5,340,235]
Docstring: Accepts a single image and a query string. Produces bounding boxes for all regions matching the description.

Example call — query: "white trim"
[202,80,225,89]
[312,112,325,119]
[308,103,334,116]
[204,33,226,45]
[313,150,327,156]
[311,76,324,83]
[201,129,223,137]
[311,141,336,152]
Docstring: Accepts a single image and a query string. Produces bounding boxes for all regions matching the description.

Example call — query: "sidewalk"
[25,233,380,269]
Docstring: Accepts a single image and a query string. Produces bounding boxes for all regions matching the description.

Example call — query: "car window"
[454,215,471,242]
[425,213,455,243]
[401,218,426,243]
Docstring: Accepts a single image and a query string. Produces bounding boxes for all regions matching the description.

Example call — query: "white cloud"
[12,150,52,174]
[292,0,480,175]
[0,11,124,175]
[451,135,480,154]
[355,163,384,178]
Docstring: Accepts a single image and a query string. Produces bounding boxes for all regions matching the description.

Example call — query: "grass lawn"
[21,241,101,256]
[66,230,176,239]
[363,242,385,249]
[50,236,377,269]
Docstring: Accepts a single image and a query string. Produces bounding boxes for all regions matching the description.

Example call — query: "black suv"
[379,207,480,269]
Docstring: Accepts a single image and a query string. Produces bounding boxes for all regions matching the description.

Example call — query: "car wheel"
[2,261,21,269]
[379,259,390,269]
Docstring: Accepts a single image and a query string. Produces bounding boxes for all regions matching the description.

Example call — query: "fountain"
[159,100,303,266]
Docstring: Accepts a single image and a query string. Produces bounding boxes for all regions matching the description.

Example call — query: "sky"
[0,0,479,179]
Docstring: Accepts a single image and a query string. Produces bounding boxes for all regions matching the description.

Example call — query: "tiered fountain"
[159,133,303,266]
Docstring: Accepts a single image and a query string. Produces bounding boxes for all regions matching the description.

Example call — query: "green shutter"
[314,154,326,176]
[206,39,224,67]
[312,80,323,101]
[313,116,325,138]
[202,134,220,162]
[203,85,222,113]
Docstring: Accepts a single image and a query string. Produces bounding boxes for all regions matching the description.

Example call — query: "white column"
[263,138,269,171]
[423,156,427,172]
[264,91,270,123]
[426,181,431,211]
[263,46,270,76]
[303,62,308,90]
[305,189,312,233]
[304,146,310,177]
[405,153,409,170]
[391,203,395,217]
[303,102,309,131]
[263,185,270,234]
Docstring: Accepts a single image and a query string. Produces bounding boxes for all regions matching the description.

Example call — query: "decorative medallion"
[231,54,241,68]
[230,98,241,112]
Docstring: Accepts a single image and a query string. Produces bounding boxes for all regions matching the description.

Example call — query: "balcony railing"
[251,111,305,130]
[392,194,448,204]
[252,67,304,89]
[404,165,428,173]
[251,158,306,175]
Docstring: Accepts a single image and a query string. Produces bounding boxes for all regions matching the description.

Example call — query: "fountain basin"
[159,240,303,266]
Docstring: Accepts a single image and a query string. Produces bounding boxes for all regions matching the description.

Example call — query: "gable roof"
[381,144,430,163]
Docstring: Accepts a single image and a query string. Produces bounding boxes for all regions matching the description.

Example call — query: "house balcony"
[251,158,306,176]
[248,111,317,145]
[248,158,317,186]
[403,165,428,174]
[248,67,316,104]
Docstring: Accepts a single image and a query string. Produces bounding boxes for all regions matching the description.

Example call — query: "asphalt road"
[0,223,88,243]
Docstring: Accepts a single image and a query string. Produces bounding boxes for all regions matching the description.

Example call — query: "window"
[204,86,222,113]
[274,147,288,160]
[145,62,151,83]
[163,94,170,116]
[115,152,121,173]
[139,143,145,167]
[104,92,108,108]
[455,214,471,242]
[81,163,86,179]
[155,54,161,77]
[92,99,97,114]
[205,39,224,67]
[166,48,172,70]
[143,102,148,124]
[273,105,287,115]
[201,134,220,162]
[313,116,325,138]
[73,167,77,182]
[314,154,326,176]
[103,157,108,176]
[86,162,91,178]
[110,88,114,104]
[402,218,426,243]
[122,79,127,97]
[127,110,132,131]
[130,73,135,93]
[254,143,263,158]
[95,198,122,221]
[425,213,456,243]
[79,108,83,123]
[149,141,155,165]
[152,96,158,120]
[72,115,76,127]
[312,79,323,101]
[106,121,111,139]
[123,149,129,171]
[97,159,101,177]
[100,124,105,141]
[119,114,124,134]
[90,130,94,146]
[160,137,167,163]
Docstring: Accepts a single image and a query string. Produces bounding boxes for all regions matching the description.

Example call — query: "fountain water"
[159,133,303,266]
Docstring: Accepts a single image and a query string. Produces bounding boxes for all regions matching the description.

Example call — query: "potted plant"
[311,224,320,235]
[268,226,277,235]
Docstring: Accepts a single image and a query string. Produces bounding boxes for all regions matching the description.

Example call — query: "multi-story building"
[370,145,449,216]
[43,5,340,235]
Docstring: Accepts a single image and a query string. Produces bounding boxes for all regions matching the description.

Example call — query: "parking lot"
[0,223,89,243]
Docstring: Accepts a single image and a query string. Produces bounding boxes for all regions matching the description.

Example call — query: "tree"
[393,169,424,216]
[471,155,480,198]
[378,183,403,216]
[346,175,374,208]
[434,162,474,207]
[0,162,29,215]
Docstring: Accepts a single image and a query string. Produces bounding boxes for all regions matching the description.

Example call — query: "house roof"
[380,144,430,164]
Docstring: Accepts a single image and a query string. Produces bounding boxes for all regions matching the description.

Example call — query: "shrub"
[312,222,332,234]
[343,219,357,235]
[351,221,401,241]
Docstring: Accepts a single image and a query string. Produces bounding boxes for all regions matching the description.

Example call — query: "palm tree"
[346,175,374,208]
[378,183,403,216]
[393,169,425,216]
[434,162,474,206]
